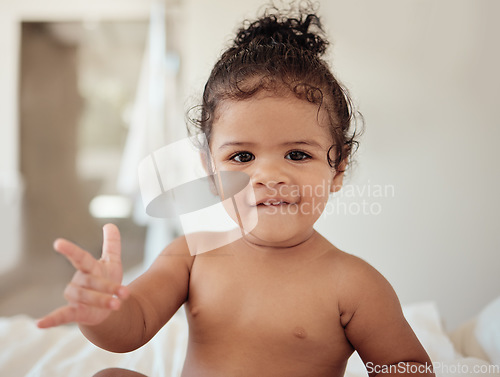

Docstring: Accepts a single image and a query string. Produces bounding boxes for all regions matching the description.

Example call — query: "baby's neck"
[238,229,324,256]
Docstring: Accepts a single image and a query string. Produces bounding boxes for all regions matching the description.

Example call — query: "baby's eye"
[285,150,311,161]
[230,152,255,163]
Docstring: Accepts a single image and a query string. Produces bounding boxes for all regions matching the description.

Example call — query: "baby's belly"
[182,338,349,377]
[181,324,350,377]
[182,349,348,377]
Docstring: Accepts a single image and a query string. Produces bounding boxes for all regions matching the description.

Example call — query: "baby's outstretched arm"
[338,255,435,377]
[37,224,193,353]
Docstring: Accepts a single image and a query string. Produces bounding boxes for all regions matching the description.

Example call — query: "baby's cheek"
[301,182,331,215]
[300,198,327,218]
[221,184,258,231]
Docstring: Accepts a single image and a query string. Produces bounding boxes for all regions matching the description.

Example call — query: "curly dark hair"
[188,2,361,172]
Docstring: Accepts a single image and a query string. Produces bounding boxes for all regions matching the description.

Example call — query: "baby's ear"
[330,159,347,193]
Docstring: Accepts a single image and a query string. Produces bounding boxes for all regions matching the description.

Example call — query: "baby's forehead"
[217,93,331,125]
[210,96,333,146]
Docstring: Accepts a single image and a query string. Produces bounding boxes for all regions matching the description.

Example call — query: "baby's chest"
[186,256,348,356]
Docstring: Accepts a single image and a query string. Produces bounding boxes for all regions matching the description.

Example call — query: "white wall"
[182,0,500,330]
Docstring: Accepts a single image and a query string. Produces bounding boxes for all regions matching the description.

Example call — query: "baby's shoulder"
[172,230,243,258]
[160,234,192,256]
[331,249,380,275]
[322,246,378,278]
[159,231,240,265]
[326,249,399,326]
[313,234,378,279]
[331,250,391,293]
[152,234,196,272]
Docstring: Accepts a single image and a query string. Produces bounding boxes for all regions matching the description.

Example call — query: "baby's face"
[209,93,344,247]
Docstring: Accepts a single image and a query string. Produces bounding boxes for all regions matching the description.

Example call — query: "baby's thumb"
[101,223,122,264]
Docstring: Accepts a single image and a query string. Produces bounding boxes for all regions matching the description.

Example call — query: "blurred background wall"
[0,0,499,331]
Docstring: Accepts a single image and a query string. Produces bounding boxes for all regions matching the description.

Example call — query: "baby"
[38,4,435,377]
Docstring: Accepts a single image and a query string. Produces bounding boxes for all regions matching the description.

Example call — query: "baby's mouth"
[260,201,287,206]
[254,199,294,207]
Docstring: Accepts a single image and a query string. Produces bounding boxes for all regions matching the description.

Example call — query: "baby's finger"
[64,283,121,310]
[36,305,77,329]
[73,271,129,299]
[54,239,97,274]
[101,223,122,264]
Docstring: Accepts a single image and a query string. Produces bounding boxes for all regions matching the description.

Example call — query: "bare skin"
[38,95,434,377]
[93,368,147,377]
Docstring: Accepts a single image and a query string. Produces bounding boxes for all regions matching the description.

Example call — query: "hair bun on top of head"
[234,4,328,57]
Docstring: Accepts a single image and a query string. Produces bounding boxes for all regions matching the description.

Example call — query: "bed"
[1,298,499,377]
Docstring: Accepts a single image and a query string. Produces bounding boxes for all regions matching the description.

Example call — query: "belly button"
[293,326,307,339]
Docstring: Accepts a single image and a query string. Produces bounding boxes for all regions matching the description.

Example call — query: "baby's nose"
[251,160,289,188]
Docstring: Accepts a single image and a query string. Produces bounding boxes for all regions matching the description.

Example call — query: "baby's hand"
[36,224,129,329]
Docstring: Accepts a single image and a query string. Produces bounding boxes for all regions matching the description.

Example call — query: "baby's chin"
[241,228,314,249]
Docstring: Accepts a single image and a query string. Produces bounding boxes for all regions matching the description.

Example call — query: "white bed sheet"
[0,310,187,377]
